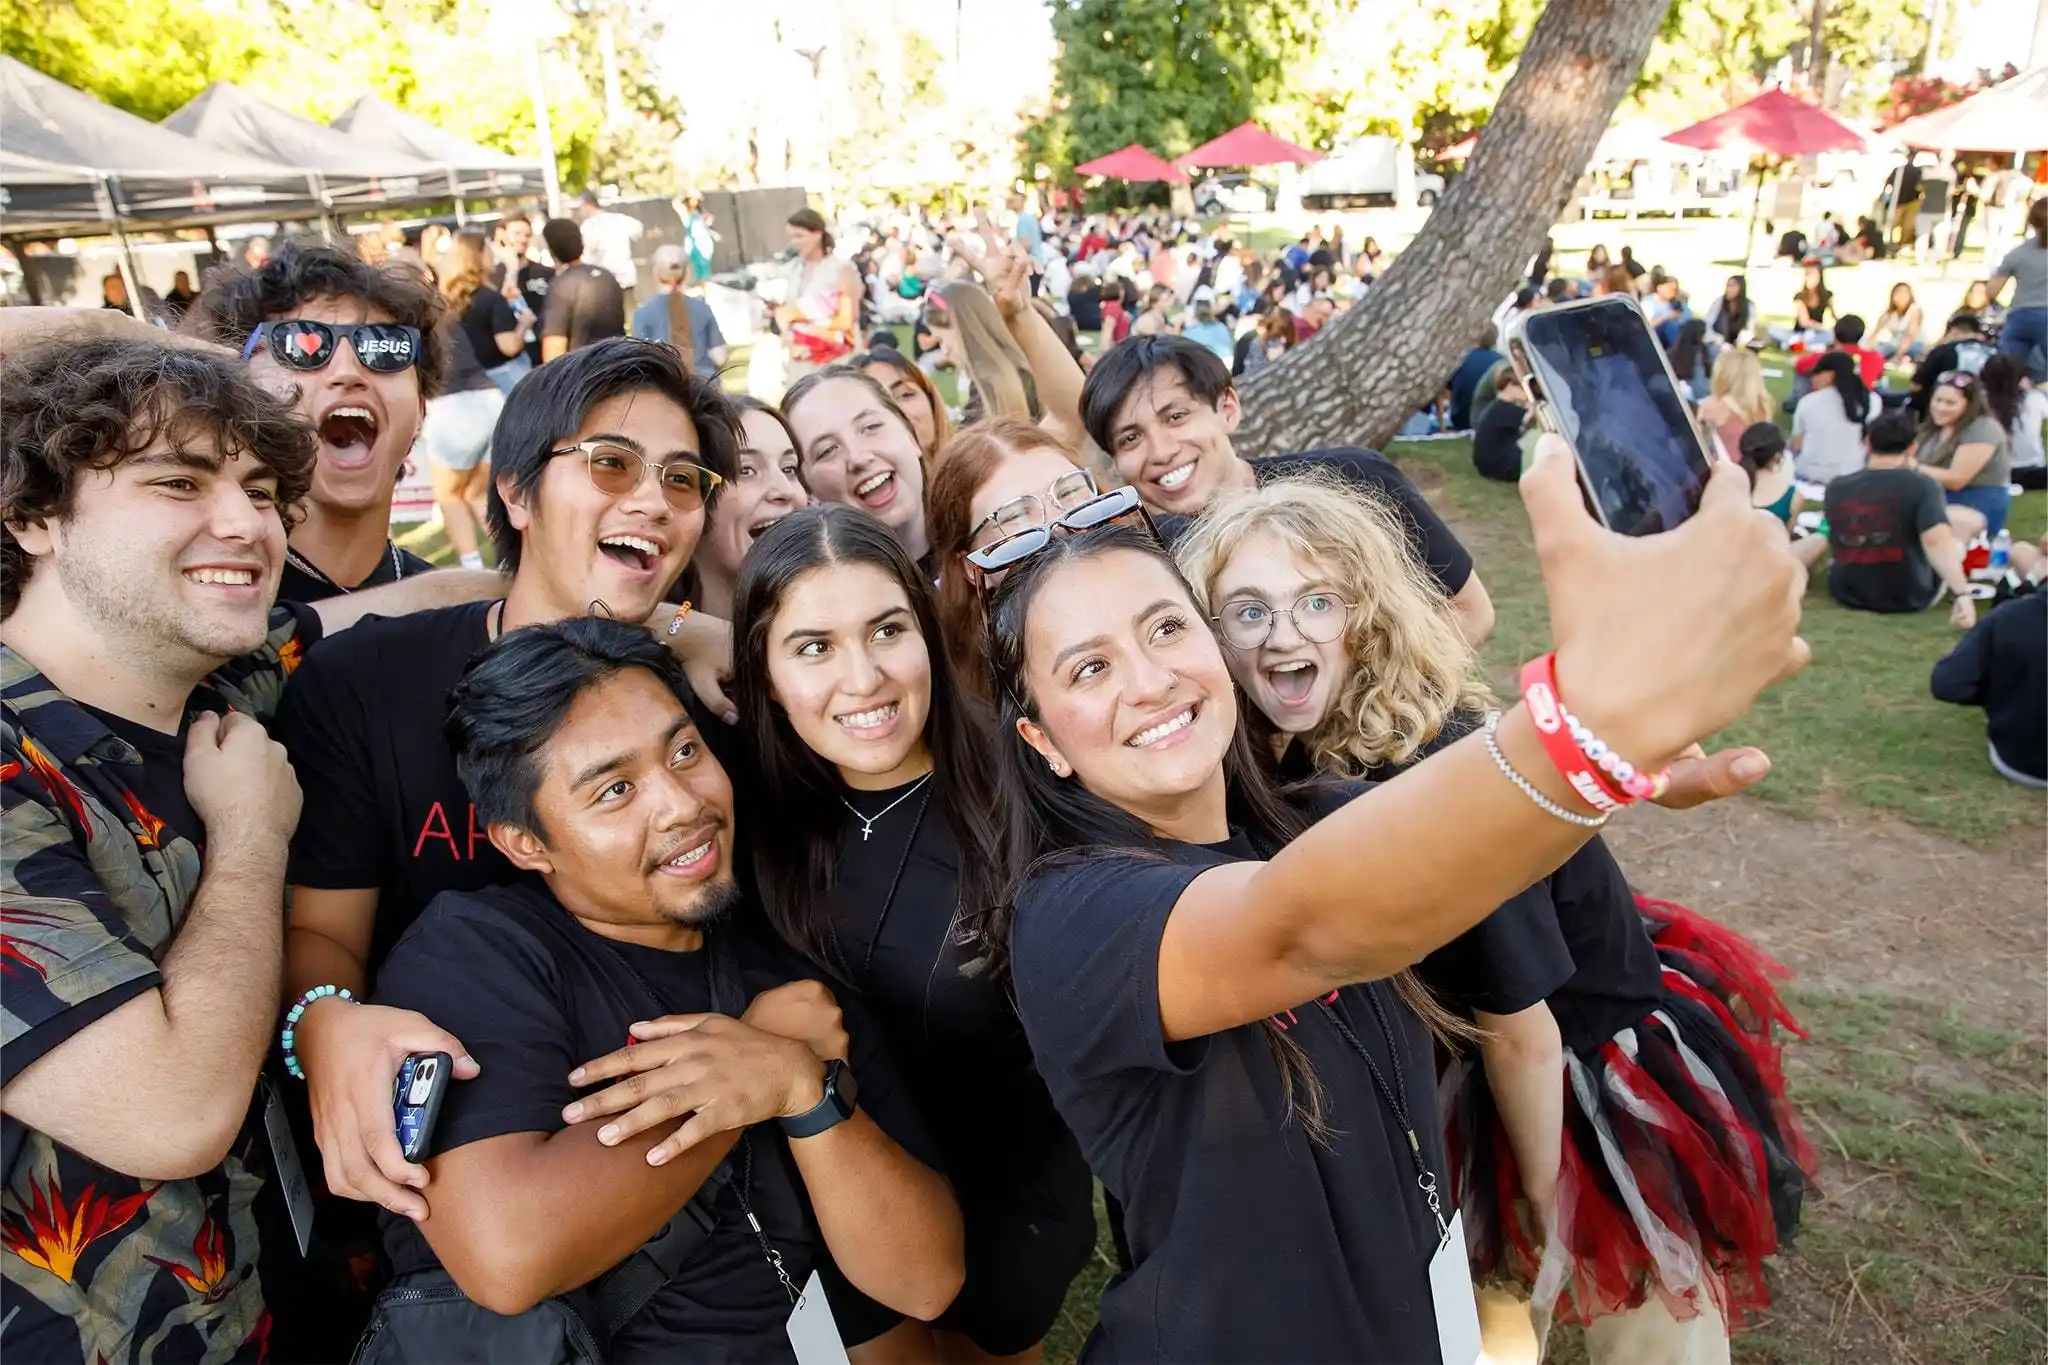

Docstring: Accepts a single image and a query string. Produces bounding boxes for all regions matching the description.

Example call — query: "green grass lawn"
[1389,432,2047,845]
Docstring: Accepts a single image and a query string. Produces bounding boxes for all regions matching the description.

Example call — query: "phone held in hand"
[1506,296,1715,536]
[394,1051,452,1162]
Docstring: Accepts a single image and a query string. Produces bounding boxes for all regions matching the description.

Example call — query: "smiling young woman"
[729,503,1096,1364]
[781,366,933,572]
[1176,476,1815,1361]
[970,429,1808,1362]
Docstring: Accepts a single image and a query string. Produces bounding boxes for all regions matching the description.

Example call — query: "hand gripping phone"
[394,1051,452,1162]
[1505,295,1716,536]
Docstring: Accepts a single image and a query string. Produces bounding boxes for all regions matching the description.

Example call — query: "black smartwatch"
[779,1059,858,1139]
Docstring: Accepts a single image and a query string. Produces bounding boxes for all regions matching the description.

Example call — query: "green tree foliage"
[1028,0,1323,177]
[0,0,273,120]
[1,0,681,196]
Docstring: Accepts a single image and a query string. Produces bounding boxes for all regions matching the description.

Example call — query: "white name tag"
[1428,1210,1483,1365]
[262,1083,315,1257]
[785,1269,850,1365]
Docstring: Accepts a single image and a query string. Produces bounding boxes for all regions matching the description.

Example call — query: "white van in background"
[1298,137,1445,210]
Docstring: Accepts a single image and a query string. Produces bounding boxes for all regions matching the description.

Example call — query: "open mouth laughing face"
[1208,531,1350,738]
[244,295,423,517]
[789,377,928,546]
[501,390,708,622]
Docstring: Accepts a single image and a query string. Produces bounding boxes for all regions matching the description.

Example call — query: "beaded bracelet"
[1518,654,1670,808]
[1482,711,1610,829]
[1559,703,1672,803]
[282,984,355,1080]
[665,599,695,637]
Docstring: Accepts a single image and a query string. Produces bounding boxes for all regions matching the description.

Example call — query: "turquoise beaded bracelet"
[282,984,355,1079]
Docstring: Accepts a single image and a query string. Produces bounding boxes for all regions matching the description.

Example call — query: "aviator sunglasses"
[241,320,423,374]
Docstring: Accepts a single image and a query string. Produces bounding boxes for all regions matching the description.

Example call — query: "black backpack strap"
[587,1156,736,1338]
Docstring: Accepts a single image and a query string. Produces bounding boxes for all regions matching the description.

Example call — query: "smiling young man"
[0,338,316,1365]
[0,327,559,1362]
[187,241,447,602]
[357,616,962,1359]
[272,339,742,1270]
[1080,334,1496,643]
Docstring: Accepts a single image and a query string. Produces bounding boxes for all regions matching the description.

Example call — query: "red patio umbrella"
[1663,86,1878,159]
[1663,87,1879,261]
[1073,144,1188,184]
[1178,121,1323,169]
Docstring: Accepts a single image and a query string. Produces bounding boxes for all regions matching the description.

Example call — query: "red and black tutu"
[1445,896,1817,1330]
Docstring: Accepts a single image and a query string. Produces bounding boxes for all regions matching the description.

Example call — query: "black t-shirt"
[826,778,1066,1191]
[1823,466,1948,613]
[276,601,506,975]
[77,706,207,853]
[1250,447,1476,596]
[1912,341,1961,416]
[454,287,518,390]
[1067,284,1103,332]
[1471,398,1527,482]
[540,262,628,354]
[493,261,552,364]
[373,882,936,1364]
[277,543,435,604]
[1009,790,1448,1363]
[1931,591,2048,782]
[1417,832,1662,1051]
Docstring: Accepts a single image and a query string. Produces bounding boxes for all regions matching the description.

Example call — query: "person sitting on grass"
[1471,366,1533,483]
[1792,409,1975,627]
[1791,351,1873,486]
[1909,312,1994,417]
[1793,314,1884,389]
[1981,354,2047,491]
[1737,422,1800,526]
[1870,283,1926,363]
[1932,587,2046,789]
[1911,371,2013,541]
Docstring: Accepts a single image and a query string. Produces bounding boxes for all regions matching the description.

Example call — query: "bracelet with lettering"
[1518,654,1668,811]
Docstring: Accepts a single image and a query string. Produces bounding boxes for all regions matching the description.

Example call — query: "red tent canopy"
[1178,121,1322,169]
[1073,144,1189,183]
[1663,87,1876,158]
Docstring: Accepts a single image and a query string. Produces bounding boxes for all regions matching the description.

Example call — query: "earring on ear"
[1046,757,1067,777]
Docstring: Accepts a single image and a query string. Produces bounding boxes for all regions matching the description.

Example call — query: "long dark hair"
[1812,350,1869,424]
[981,523,1330,1134]
[731,503,1005,976]
[1979,354,2025,433]
[1668,318,1710,381]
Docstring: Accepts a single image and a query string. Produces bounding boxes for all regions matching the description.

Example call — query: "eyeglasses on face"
[241,320,422,374]
[549,440,723,510]
[1214,592,1352,650]
[967,469,1103,551]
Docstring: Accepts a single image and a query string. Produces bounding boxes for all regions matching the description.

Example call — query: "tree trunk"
[1233,0,1674,457]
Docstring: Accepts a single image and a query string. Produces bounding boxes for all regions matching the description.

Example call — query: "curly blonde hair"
[1176,472,1492,774]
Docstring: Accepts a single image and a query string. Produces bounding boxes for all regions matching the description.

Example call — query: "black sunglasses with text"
[241,320,422,374]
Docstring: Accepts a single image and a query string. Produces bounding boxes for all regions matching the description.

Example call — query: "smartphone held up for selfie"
[1505,296,1716,536]
[394,1051,452,1162]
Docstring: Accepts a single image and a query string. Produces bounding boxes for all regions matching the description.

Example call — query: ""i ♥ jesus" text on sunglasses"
[241,320,422,374]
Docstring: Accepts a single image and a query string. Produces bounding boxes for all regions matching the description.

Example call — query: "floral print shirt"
[2,607,312,1364]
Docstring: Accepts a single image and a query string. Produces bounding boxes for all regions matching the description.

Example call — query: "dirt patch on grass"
[1604,797,2047,1039]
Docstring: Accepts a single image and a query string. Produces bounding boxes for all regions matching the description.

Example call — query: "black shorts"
[825,1129,1097,1355]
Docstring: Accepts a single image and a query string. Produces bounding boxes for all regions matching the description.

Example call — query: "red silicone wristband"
[1519,654,1629,813]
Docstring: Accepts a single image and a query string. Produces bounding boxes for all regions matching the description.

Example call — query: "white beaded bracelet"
[1483,710,1611,829]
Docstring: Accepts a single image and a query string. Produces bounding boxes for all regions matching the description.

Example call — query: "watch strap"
[778,1059,856,1139]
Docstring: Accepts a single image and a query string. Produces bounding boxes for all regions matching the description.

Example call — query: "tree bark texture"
[1233,0,1676,457]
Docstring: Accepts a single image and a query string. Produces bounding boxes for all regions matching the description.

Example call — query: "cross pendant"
[859,820,874,841]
